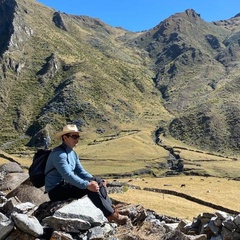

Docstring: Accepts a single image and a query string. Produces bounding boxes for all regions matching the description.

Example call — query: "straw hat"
[55,124,80,140]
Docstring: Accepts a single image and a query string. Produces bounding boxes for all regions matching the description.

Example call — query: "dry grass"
[110,188,217,220]
[78,129,169,161]
[110,175,240,220]
[77,129,169,175]
[0,158,10,165]
[0,150,32,168]
[1,129,240,221]
[76,130,240,180]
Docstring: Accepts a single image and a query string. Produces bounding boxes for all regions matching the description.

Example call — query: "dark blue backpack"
[29,145,67,188]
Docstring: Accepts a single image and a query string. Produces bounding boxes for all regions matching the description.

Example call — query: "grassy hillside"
[0,0,170,153]
[0,1,240,162]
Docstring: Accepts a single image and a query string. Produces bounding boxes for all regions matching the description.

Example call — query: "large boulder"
[6,178,49,205]
[0,162,28,191]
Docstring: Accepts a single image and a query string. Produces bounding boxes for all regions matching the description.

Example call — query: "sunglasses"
[66,134,80,140]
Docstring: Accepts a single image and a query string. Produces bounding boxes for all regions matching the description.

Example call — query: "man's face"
[63,133,80,148]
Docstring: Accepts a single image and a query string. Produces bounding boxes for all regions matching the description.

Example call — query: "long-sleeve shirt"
[44,143,93,193]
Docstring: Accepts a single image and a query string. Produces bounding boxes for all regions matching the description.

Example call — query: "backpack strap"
[59,144,70,164]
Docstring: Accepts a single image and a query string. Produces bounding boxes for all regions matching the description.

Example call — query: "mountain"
[0,0,240,156]
[127,9,240,154]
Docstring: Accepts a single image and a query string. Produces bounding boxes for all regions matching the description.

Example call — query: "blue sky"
[37,0,240,32]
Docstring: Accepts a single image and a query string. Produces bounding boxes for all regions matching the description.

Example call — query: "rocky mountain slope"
[129,10,240,154]
[0,0,240,156]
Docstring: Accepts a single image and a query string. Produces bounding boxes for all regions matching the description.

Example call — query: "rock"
[6,178,49,205]
[13,202,36,213]
[0,179,240,239]
[53,12,68,31]
[1,173,29,191]
[221,226,233,240]
[0,162,28,191]
[164,222,179,232]
[35,53,60,85]
[52,196,107,226]
[215,211,229,220]
[0,162,24,173]
[88,225,114,240]
[42,215,91,233]
[232,231,240,239]
[211,216,222,228]
[208,220,220,235]
[187,234,207,240]
[162,229,190,240]
[222,216,236,231]
[0,212,14,240]
[1,196,21,215]
[11,212,43,237]
[51,231,73,240]
[233,214,240,226]
[209,234,222,240]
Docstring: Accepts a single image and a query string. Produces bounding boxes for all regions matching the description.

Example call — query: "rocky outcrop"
[52,12,68,31]
[36,53,60,84]
[0,162,28,192]
[0,191,175,240]
[5,178,49,206]
[26,125,52,148]
[1,188,240,240]
[0,0,32,65]
[0,162,48,205]
[180,211,240,239]
[0,0,16,56]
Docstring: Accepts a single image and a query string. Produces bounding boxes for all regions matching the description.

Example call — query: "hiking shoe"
[107,211,129,225]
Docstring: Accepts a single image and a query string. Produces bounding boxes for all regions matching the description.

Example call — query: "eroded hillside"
[127,9,240,154]
[0,0,169,152]
[0,1,240,157]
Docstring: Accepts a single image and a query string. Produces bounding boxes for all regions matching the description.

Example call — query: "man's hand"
[87,181,99,192]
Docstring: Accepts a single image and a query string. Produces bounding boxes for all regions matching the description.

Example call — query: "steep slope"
[127,9,240,154]
[0,0,169,151]
[0,1,240,157]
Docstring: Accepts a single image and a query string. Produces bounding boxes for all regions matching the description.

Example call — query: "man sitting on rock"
[44,124,128,225]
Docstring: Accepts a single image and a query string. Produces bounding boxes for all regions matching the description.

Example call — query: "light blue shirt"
[45,143,93,192]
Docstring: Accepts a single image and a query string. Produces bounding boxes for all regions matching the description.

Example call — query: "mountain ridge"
[0,0,240,157]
